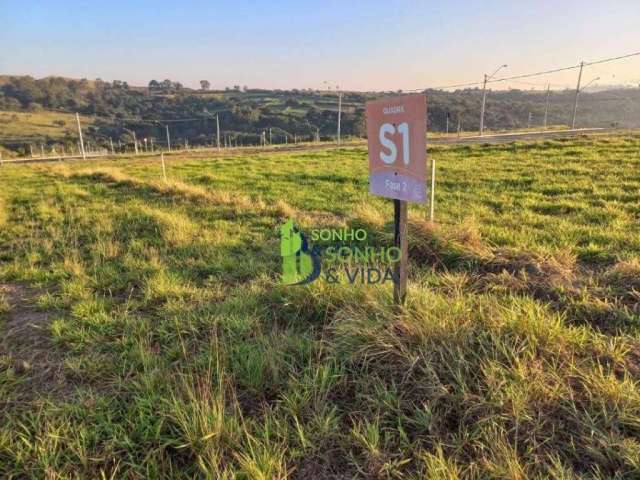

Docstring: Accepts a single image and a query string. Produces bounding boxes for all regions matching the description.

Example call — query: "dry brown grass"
[61,167,293,217]
[603,259,640,296]
[3,137,640,478]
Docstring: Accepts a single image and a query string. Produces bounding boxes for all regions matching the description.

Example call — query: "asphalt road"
[429,127,611,145]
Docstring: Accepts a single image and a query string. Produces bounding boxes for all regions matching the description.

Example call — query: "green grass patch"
[0,133,639,477]
[0,110,94,145]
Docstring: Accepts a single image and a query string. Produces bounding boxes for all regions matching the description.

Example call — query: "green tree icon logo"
[280,219,320,285]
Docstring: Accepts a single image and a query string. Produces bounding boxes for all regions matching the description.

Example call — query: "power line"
[10,50,639,150]
[91,52,640,127]
[584,51,640,67]
[407,51,640,92]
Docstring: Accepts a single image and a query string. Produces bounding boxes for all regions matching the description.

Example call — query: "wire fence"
[3,50,640,159]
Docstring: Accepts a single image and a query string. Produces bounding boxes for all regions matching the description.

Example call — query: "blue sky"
[2,0,639,91]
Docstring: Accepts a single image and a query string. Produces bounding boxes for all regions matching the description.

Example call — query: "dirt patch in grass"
[409,217,577,293]
[407,218,640,334]
[0,284,71,401]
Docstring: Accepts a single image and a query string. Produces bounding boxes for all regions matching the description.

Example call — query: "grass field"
[0,110,95,152]
[1,133,640,478]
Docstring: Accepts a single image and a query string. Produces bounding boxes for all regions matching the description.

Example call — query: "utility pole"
[571,61,584,129]
[445,112,449,135]
[29,144,34,157]
[132,131,139,155]
[527,112,533,129]
[479,64,507,136]
[269,128,272,145]
[76,113,86,160]
[543,84,551,130]
[479,74,489,135]
[109,137,115,155]
[165,125,171,151]
[457,116,461,137]
[216,114,220,151]
[337,91,343,146]
[144,138,148,152]
[150,138,154,152]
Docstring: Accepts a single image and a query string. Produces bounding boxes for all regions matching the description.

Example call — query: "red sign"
[366,94,427,203]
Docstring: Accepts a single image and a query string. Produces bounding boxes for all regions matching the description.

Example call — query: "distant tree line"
[1,75,638,153]
[148,79,183,92]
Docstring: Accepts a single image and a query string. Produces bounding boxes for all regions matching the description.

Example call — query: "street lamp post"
[323,81,342,146]
[572,74,600,129]
[479,64,507,136]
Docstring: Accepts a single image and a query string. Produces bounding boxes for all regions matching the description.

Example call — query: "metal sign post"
[366,93,427,304]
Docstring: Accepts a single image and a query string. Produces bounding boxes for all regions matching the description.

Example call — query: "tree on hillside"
[148,80,160,91]
[3,77,44,107]
[200,80,210,91]
[161,79,173,91]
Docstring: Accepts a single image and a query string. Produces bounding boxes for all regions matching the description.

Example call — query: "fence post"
[430,158,436,222]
